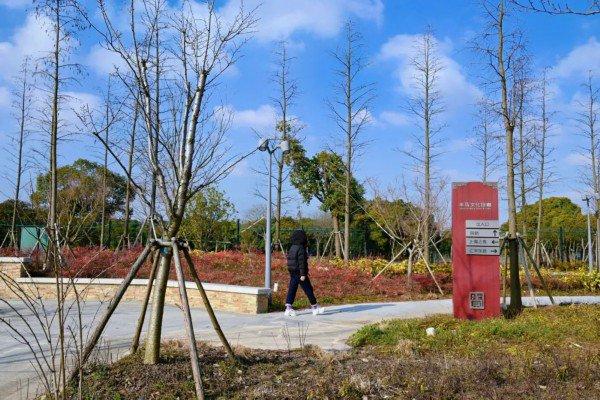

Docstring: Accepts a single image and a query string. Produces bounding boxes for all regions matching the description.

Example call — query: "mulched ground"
[77,339,600,399]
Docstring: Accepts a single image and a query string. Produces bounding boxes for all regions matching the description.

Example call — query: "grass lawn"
[75,304,600,399]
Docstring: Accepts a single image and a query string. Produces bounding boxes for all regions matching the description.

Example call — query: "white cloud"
[220,104,278,130]
[447,137,475,152]
[219,0,384,42]
[62,91,102,126]
[0,86,9,108]
[565,152,589,166]
[379,34,481,112]
[444,168,479,183]
[552,37,600,78]
[86,45,128,76]
[378,110,410,127]
[0,0,30,9]
[0,13,53,81]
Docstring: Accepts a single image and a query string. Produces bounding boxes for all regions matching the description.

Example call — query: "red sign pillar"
[452,182,501,320]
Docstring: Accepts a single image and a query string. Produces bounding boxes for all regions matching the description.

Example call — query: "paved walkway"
[1,295,599,398]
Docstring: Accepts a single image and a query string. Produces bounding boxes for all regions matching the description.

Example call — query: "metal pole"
[585,197,593,272]
[265,148,272,289]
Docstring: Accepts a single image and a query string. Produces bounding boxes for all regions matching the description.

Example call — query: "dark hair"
[290,229,308,247]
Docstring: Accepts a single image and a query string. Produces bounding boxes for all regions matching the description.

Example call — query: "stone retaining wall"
[0,257,270,314]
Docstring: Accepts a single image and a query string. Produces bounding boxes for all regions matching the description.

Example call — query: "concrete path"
[1,295,599,399]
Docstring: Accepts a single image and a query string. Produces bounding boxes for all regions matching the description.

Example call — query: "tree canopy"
[289,147,365,220]
[180,187,237,251]
[509,197,588,245]
[30,159,131,242]
[0,200,39,226]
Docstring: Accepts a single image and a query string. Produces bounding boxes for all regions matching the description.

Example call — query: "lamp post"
[583,195,593,273]
[258,138,290,289]
[583,192,600,273]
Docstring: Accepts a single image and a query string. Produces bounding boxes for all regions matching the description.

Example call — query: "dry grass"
[73,304,600,399]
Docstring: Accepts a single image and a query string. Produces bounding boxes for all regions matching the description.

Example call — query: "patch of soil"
[77,341,600,399]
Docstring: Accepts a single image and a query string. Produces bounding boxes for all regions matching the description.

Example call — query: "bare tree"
[329,21,374,263]
[576,71,600,269]
[511,0,600,15]
[514,71,537,215]
[35,0,82,392]
[272,41,301,245]
[121,101,139,249]
[405,27,445,264]
[99,77,112,248]
[534,69,554,264]
[78,0,257,367]
[471,99,502,181]
[7,57,36,247]
[473,0,528,314]
[36,0,80,244]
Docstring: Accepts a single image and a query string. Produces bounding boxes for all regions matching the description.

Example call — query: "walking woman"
[284,229,324,316]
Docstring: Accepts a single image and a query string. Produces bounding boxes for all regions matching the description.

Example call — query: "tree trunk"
[143,247,173,364]
[122,104,138,249]
[596,215,600,271]
[332,215,341,258]
[535,72,548,266]
[517,90,529,247]
[423,38,431,264]
[518,92,527,213]
[587,73,600,271]
[498,0,522,314]
[482,121,489,181]
[344,59,352,265]
[275,157,284,246]
[10,61,29,248]
[344,152,351,264]
[100,80,110,248]
[48,0,59,248]
[45,2,68,393]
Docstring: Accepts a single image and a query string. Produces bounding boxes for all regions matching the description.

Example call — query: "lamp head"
[258,138,269,152]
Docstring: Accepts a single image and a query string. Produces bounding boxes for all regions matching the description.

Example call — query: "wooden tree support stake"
[68,242,154,383]
[417,247,444,295]
[520,244,538,309]
[372,241,411,281]
[131,248,161,352]
[172,240,205,400]
[501,238,509,306]
[181,244,236,361]
[518,235,555,305]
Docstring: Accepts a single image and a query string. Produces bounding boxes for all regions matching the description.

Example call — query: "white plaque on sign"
[465,228,499,238]
[466,246,500,255]
[465,219,500,256]
[466,237,499,246]
[466,220,499,229]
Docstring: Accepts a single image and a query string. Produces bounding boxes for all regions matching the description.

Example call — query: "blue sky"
[0,0,599,222]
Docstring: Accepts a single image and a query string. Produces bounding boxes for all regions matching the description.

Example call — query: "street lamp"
[258,138,290,289]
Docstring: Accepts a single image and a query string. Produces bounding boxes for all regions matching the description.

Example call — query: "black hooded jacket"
[287,229,308,275]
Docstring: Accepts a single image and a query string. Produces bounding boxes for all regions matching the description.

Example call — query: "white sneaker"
[311,306,324,315]
[284,308,297,317]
